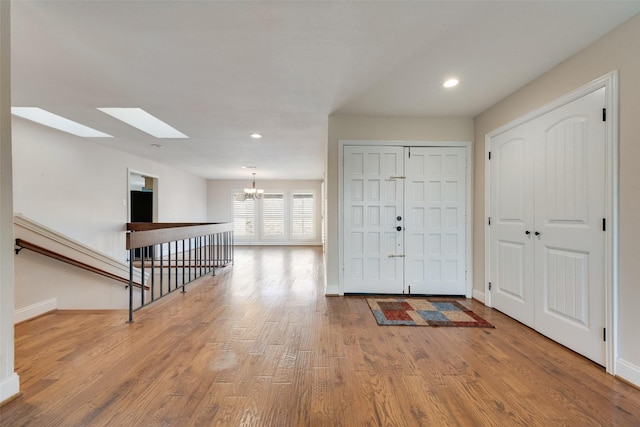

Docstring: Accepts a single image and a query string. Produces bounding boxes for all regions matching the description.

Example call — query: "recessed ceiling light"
[443,78,459,88]
[98,108,188,138]
[250,133,262,139]
[11,107,112,138]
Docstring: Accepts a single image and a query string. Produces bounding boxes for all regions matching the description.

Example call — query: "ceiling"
[10,1,640,180]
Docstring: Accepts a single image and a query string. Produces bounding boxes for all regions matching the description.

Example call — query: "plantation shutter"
[233,194,255,237]
[292,193,314,239]
[262,193,285,238]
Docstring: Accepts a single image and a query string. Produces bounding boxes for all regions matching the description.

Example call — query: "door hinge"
[408,147,411,158]
[488,217,491,226]
[603,328,606,342]
[488,282,492,291]
[603,218,606,231]
[488,151,491,160]
[602,108,607,122]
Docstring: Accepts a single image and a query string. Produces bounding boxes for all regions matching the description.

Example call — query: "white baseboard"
[472,289,485,304]
[14,298,57,324]
[235,241,322,246]
[0,373,20,403]
[325,283,340,296]
[616,358,640,388]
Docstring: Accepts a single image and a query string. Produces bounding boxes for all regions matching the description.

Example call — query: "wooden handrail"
[127,222,219,231]
[126,222,233,250]
[15,238,148,290]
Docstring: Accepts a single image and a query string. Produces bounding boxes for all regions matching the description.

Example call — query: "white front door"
[343,146,404,294]
[405,147,467,295]
[343,145,468,295]
[533,87,606,365]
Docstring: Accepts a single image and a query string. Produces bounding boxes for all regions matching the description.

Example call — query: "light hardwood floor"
[2,246,640,426]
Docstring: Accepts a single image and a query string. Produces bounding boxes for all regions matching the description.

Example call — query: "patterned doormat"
[366,298,495,327]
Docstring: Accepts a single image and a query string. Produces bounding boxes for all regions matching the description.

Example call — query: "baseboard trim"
[472,289,485,304]
[325,283,340,296]
[56,309,127,315]
[235,241,323,246]
[14,298,57,324]
[0,373,20,405]
[616,358,640,389]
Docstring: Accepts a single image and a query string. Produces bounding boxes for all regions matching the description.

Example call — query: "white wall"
[474,14,640,386]
[12,118,208,263]
[12,118,208,314]
[14,251,130,312]
[325,116,475,295]
[207,179,323,245]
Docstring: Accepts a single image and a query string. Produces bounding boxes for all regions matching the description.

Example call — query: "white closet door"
[343,146,404,294]
[405,147,466,295]
[533,87,606,365]
[489,123,536,326]
[489,87,607,365]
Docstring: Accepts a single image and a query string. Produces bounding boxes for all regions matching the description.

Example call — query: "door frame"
[339,140,473,297]
[484,71,618,374]
[127,168,159,223]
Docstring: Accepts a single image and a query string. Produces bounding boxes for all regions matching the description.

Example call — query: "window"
[291,193,315,239]
[262,193,285,238]
[232,189,317,243]
[233,194,255,237]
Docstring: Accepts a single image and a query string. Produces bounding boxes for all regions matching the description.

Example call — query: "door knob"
[396,226,402,231]
[525,231,531,235]
[396,216,402,221]
[535,231,541,236]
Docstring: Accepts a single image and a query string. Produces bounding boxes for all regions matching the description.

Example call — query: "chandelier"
[244,172,264,199]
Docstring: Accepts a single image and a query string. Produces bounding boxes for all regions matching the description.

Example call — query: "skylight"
[98,108,188,139]
[11,107,112,138]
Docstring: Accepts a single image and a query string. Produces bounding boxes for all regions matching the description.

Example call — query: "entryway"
[128,170,158,260]
[342,144,469,296]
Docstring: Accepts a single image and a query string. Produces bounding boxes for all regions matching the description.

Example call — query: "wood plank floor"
[2,246,640,426]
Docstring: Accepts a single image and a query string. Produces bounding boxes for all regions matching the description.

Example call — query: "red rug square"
[381,309,413,321]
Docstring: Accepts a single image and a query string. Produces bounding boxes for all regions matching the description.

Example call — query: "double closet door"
[343,145,467,296]
[489,87,606,365]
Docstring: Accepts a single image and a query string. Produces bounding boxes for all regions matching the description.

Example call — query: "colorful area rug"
[367,298,495,327]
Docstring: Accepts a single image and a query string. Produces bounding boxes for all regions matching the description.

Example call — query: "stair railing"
[126,222,234,322]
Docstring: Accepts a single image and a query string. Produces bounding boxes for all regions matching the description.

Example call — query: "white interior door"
[343,146,404,293]
[489,123,536,326]
[405,147,467,295]
[533,87,606,365]
[489,87,606,365]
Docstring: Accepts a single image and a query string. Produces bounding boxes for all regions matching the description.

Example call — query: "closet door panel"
[489,123,535,327]
[533,87,606,365]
